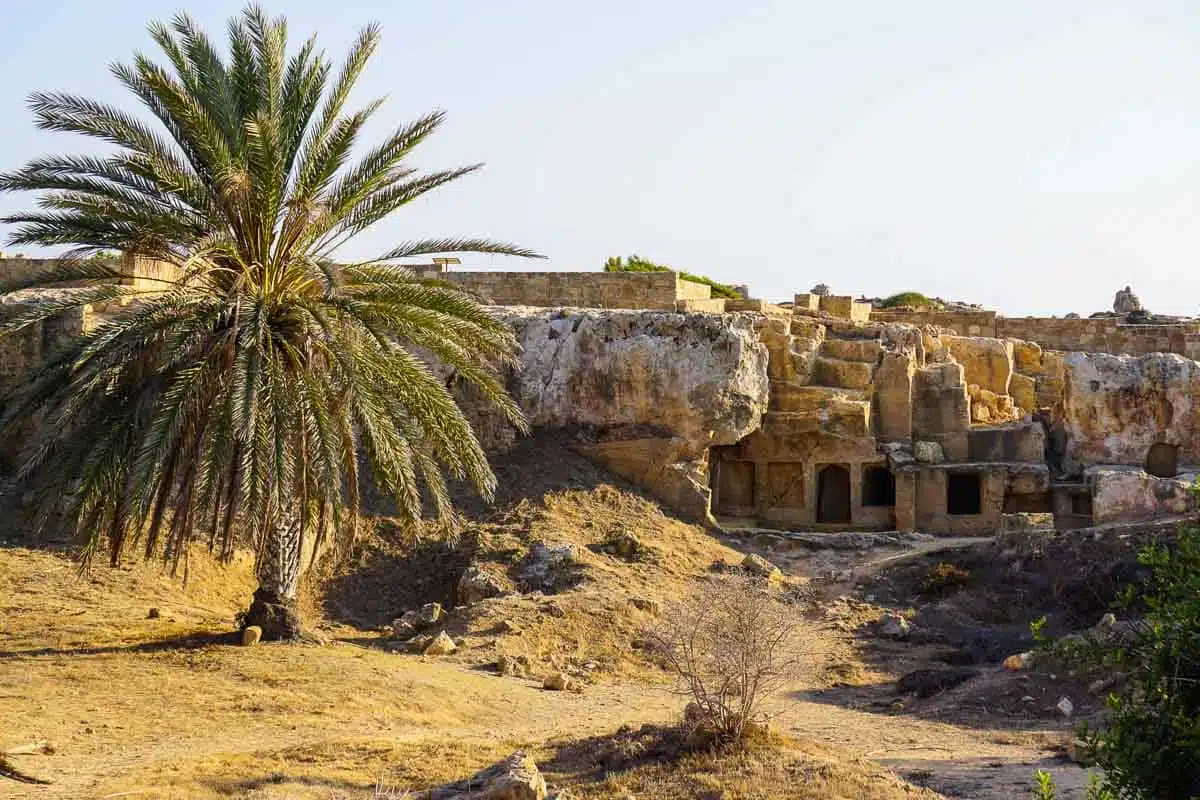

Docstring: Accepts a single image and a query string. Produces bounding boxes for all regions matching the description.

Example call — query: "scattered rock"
[741,553,784,583]
[539,603,566,618]
[1055,696,1075,718]
[874,612,911,640]
[147,608,160,619]
[543,672,571,691]
[521,543,584,592]
[418,603,445,627]
[240,626,263,647]
[897,667,979,698]
[428,749,547,800]
[458,565,509,606]
[497,653,533,677]
[392,618,417,638]
[499,619,523,635]
[403,634,434,654]
[1003,651,1034,671]
[423,631,458,656]
[597,529,645,560]
[629,596,662,615]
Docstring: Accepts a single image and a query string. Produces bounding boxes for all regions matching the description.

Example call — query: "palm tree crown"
[0,6,534,636]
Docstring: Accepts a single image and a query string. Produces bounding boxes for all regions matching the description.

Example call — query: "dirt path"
[1,640,1093,800]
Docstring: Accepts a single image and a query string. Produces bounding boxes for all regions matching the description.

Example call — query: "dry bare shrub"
[646,576,807,744]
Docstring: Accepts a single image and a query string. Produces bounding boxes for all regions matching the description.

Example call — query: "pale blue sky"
[2,1,1200,314]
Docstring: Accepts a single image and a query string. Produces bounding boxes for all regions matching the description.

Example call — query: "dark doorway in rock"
[1145,443,1179,478]
[817,464,852,524]
[862,466,896,507]
[947,473,982,515]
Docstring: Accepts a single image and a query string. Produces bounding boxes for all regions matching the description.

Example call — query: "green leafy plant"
[1076,523,1200,799]
[602,254,739,299]
[0,5,537,640]
[879,291,936,309]
[1031,771,1113,800]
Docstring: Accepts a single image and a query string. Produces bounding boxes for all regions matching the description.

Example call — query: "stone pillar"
[894,469,917,532]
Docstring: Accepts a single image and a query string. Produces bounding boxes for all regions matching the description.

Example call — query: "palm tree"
[0,6,535,640]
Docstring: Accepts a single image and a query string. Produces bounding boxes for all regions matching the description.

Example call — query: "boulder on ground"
[521,542,584,592]
[597,530,645,560]
[429,750,547,800]
[241,626,263,646]
[458,565,509,606]
[742,553,784,583]
[423,631,458,656]
[543,672,571,691]
[873,612,911,640]
[418,603,445,626]
[497,653,532,677]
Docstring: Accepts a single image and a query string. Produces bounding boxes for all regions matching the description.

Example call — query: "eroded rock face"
[502,309,769,451]
[457,309,770,521]
[1062,352,1200,473]
[1088,466,1199,523]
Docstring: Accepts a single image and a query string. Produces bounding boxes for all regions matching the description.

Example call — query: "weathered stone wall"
[998,317,1200,358]
[872,307,1200,358]
[872,309,998,336]
[417,269,711,310]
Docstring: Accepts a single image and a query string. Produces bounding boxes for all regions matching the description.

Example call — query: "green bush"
[603,255,740,299]
[1074,523,1200,799]
[879,291,935,309]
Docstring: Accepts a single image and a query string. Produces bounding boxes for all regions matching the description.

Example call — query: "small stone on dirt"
[241,626,263,647]
[599,530,644,560]
[897,667,979,698]
[629,596,661,615]
[418,603,445,627]
[499,619,523,635]
[540,603,566,618]
[742,553,783,583]
[873,612,911,640]
[543,672,575,691]
[458,565,508,606]
[428,749,546,800]
[147,607,160,619]
[1055,696,1074,718]
[1003,651,1034,671]
[423,631,457,656]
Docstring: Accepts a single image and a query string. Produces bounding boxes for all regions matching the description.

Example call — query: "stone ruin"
[2,256,1197,535]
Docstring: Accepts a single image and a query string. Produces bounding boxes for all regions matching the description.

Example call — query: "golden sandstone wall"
[871,309,1200,359]
[417,268,712,310]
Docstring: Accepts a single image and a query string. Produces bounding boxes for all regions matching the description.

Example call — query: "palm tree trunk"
[243,510,304,641]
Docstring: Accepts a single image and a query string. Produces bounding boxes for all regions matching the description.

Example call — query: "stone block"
[874,350,915,441]
[812,357,874,389]
[967,422,1046,462]
[1009,372,1036,413]
[945,336,1013,395]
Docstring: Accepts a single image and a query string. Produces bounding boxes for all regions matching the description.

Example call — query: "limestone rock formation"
[1088,466,1199,524]
[457,565,508,606]
[1062,352,1200,472]
[1113,286,1143,315]
[429,750,547,800]
[457,309,770,521]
